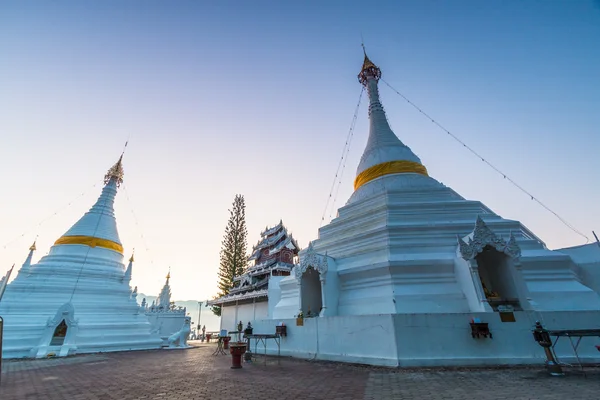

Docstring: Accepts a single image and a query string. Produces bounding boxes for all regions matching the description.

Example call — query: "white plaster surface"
[252,311,600,367]
[219,301,268,333]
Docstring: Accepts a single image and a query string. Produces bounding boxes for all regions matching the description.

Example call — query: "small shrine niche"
[458,216,525,312]
[50,320,68,346]
[301,267,322,317]
[476,245,520,310]
[295,242,329,318]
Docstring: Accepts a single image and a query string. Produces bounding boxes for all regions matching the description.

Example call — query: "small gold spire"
[166,267,171,280]
[29,241,37,251]
[129,251,135,263]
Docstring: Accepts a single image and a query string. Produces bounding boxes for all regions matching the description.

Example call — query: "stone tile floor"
[1,343,599,399]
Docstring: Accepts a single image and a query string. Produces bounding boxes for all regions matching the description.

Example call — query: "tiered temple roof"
[209,221,299,305]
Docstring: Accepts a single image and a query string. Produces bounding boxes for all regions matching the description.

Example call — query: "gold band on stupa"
[354,160,429,190]
[54,235,124,254]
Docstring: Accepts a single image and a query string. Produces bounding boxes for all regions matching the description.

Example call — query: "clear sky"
[1,1,599,300]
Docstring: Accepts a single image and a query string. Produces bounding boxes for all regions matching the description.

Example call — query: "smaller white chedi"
[142,269,188,347]
[0,156,162,359]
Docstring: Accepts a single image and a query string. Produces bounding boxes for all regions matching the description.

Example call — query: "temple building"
[249,51,600,367]
[208,220,299,331]
[0,156,162,359]
[142,270,188,346]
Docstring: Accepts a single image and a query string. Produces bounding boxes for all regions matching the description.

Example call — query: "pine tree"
[211,194,248,316]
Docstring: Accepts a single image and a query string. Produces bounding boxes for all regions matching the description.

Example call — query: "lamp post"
[197,301,202,332]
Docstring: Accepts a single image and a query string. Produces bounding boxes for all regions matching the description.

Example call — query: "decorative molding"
[458,216,522,261]
[294,242,329,281]
[45,302,79,328]
[104,155,124,187]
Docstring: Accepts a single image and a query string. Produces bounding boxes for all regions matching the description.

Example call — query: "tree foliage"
[211,194,248,316]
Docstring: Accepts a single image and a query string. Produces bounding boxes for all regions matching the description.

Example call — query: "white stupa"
[272,51,600,319]
[252,51,600,367]
[0,156,162,359]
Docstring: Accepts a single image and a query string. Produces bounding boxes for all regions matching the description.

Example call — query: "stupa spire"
[354,49,428,191]
[157,268,172,309]
[123,251,134,282]
[20,240,37,275]
[53,155,125,254]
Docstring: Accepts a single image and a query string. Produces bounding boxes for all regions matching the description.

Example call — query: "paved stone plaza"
[1,343,599,399]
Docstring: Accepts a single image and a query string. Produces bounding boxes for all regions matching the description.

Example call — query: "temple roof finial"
[166,267,171,280]
[358,42,381,86]
[361,34,367,56]
[104,142,128,188]
[29,240,37,252]
[104,154,125,188]
[129,249,135,263]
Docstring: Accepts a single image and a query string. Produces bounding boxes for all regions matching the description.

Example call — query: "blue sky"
[1,1,599,300]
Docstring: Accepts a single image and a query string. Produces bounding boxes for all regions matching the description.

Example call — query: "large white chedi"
[0,157,162,359]
[253,52,600,367]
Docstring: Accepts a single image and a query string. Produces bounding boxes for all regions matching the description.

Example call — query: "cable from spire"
[122,184,156,272]
[320,87,364,227]
[328,89,364,222]
[380,78,590,243]
[1,183,100,253]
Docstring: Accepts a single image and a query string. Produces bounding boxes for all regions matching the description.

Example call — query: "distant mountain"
[138,294,221,332]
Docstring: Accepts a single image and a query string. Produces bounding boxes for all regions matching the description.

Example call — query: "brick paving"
[0,342,599,399]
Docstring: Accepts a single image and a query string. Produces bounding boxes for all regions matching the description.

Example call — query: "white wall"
[453,257,484,311]
[559,244,600,293]
[220,301,269,333]
[268,276,285,318]
[272,276,300,319]
[220,305,236,333]
[145,312,186,346]
[250,310,600,367]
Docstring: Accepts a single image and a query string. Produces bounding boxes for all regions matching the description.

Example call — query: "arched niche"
[294,242,328,317]
[476,245,519,305]
[458,216,525,311]
[50,320,69,346]
[33,302,79,358]
[300,267,322,317]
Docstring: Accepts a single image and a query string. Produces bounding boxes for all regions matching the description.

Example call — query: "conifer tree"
[211,194,248,316]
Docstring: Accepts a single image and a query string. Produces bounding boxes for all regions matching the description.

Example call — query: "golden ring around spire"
[354,160,429,190]
[54,235,124,254]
